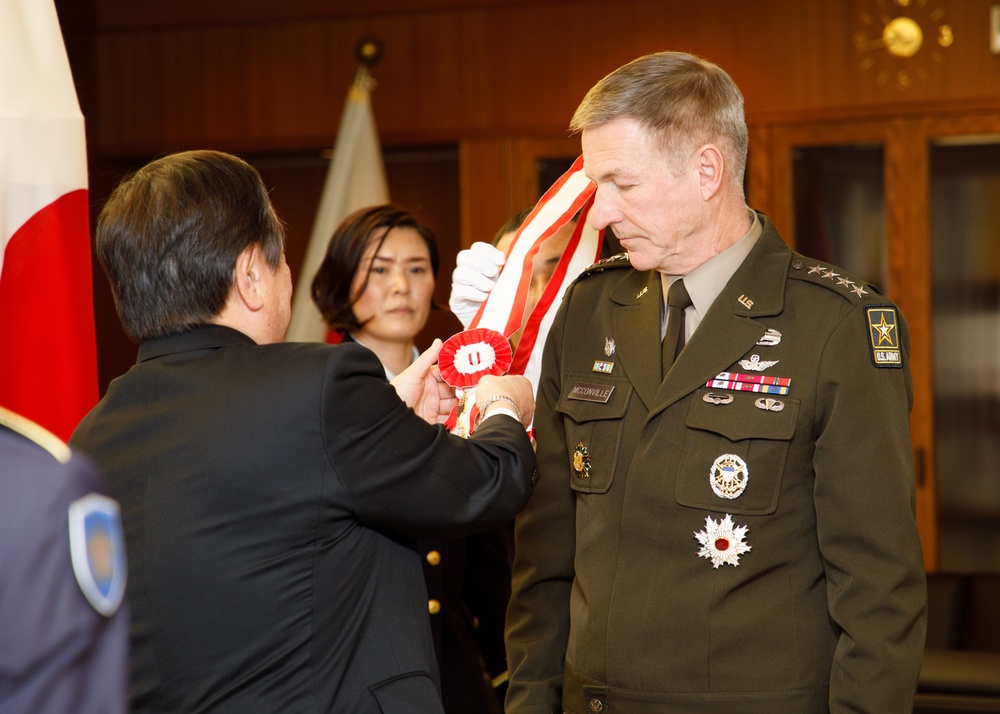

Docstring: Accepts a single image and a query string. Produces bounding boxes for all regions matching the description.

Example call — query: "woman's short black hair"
[311,204,440,333]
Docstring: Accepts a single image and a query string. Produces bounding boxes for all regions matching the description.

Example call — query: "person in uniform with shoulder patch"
[504,51,926,714]
[0,406,128,714]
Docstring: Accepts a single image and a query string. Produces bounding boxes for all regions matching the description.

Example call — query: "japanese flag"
[0,0,98,440]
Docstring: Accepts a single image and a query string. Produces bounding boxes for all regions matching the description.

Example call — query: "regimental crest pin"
[694,514,751,568]
[68,493,127,616]
[710,453,749,500]
[573,442,592,478]
[604,337,616,357]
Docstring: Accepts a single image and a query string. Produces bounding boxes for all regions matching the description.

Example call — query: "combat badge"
[710,453,749,499]
[694,514,751,568]
[68,493,127,616]
[756,328,782,347]
[573,442,592,478]
[866,306,902,368]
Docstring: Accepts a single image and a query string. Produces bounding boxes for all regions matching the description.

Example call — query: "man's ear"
[695,144,725,201]
[233,245,265,312]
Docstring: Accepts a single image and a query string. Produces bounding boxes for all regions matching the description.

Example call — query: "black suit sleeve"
[321,343,537,540]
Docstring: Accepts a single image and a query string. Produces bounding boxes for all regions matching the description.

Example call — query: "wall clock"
[854,0,954,89]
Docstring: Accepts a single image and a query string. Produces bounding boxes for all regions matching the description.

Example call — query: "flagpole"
[284,38,390,343]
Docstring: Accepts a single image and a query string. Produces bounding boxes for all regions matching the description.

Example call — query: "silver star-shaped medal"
[695,514,751,568]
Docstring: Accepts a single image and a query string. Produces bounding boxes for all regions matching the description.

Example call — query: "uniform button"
[425,550,441,566]
[588,698,604,713]
[428,599,441,615]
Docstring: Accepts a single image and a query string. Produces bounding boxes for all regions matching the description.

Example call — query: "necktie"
[662,278,692,376]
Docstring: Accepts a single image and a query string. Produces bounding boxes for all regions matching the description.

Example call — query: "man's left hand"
[391,339,458,425]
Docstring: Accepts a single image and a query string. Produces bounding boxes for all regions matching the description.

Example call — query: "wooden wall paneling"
[510,137,581,209]
[746,124,775,223]
[78,0,1000,159]
[460,138,515,249]
[885,118,937,571]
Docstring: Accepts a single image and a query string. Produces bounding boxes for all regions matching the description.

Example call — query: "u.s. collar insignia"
[694,514,751,568]
[68,493,127,616]
[604,337,616,357]
[866,306,902,368]
[710,454,749,499]
[738,354,778,372]
[573,442,592,478]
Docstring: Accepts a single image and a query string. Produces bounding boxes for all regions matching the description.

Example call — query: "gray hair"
[571,51,748,188]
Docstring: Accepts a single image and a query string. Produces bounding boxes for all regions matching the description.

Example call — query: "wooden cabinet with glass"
[751,114,1000,573]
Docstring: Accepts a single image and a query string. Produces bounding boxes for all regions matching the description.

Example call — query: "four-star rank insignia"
[865,306,902,368]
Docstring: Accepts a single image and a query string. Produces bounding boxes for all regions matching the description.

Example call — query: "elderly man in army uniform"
[504,51,926,714]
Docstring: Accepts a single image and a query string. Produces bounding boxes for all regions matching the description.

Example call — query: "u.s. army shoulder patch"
[865,306,902,368]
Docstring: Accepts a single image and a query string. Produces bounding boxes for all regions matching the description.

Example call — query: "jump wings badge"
[695,514,751,568]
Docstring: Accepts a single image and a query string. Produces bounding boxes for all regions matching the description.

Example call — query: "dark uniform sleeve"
[813,301,927,710]
[0,422,129,714]
[506,298,577,713]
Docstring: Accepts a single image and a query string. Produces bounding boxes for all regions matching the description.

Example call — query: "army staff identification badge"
[865,306,902,368]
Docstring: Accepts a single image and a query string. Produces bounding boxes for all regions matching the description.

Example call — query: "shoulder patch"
[576,252,631,281]
[69,494,127,616]
[0,406,71,464]
[865,305,903,368]
[788,256,879,303]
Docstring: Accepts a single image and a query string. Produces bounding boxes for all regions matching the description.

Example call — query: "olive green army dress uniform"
[506,213,926,714]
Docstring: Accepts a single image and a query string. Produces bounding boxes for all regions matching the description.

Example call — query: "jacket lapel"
[608,269,663,411]
[647,219,792,419]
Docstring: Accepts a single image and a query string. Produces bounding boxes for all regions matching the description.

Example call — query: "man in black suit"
[71,149,537,713]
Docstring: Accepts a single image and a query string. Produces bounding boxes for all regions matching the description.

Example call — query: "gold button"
[425,550,441,566]
[588,698,604,714]
[428,599,441,615]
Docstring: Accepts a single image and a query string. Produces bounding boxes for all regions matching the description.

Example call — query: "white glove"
[448,241,506,329]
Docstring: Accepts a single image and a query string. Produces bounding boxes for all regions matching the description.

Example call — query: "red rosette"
[438,328,513,388]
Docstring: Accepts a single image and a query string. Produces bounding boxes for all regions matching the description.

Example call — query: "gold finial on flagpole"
[352,38,382,91]
[356,38,382,67]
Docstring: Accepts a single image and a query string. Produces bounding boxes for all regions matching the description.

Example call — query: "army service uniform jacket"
[506,214,926,714]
